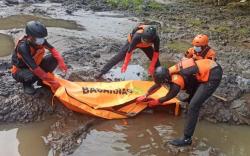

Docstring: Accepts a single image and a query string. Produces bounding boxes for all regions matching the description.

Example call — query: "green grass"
[148,1,165,11]
[237,27,250,36]
[188,19,203,27]
[106,0,165,12]
[166,41,191,53]
[209,23,231,34]
[162,26,177,33]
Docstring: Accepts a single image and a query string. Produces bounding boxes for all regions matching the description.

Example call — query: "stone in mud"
[231,98,250,124]
[4,0,45,5]
[4,0,19,5]
[92,52,101,58]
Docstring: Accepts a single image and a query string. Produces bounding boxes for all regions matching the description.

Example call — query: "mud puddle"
[105,65,147,81]
[0,33,15,57]
[71,112,250,156]
[0,116,58,156]
[0,14,84,31]
[0,13,84,57]
[1,112,250,156]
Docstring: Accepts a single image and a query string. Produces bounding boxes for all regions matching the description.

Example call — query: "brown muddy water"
[0,112,250,156]
[0,14,84,57]
[0,117,58,156]
[0,15,84,31]
[0,33,14,57]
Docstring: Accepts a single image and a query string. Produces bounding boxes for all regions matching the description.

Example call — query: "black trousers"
[12,54,58,85]
[184,65,223,138]
[100,41,161,74]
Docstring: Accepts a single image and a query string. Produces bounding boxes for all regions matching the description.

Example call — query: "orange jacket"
[171,74,185,89]
[185,47,216,60]
[11,36,49,74]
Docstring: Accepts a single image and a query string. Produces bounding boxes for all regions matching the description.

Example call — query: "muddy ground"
[0,0,250,155]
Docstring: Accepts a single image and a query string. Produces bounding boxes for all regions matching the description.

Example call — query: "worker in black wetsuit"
[11,21,67,95]
[96,24,161,78]
[137,58,223,146]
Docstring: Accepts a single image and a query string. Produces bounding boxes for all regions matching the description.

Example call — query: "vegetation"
[105,0,165,13]
[166,41,191,53]
[188,19,203,27]
[237,27,250,37]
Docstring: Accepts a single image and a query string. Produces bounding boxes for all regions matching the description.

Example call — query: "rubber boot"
[169,136,192,147]
[23,83,36,95]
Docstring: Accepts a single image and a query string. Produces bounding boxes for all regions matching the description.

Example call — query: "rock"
[4,0,19,5]
[92,53,100,58]
[65,9,72,15]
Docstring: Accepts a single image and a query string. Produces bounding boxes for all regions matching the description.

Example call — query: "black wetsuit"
[148,65,223,137]
[11,39,57,84]
[100,33,161,74]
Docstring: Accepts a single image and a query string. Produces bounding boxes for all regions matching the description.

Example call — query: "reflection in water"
[0,128,19,156]
[72,111,250,156]
[105,65,147,81]
[0,118,57,156]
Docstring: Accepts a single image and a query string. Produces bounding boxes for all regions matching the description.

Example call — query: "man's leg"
[12,69,38,95]
[170,79,221,146]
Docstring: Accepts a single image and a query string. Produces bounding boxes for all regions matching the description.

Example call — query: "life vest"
[127,25,153,48]
[11,36,46,74]
[171,74,185,89]
[168,58,218,82]
[185,47,216,60]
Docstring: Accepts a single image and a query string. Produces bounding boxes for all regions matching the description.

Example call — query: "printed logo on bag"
[82,87,133,95]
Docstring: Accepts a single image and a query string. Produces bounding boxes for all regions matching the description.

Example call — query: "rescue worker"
[181,34,217,102]
[11,21,67,95]
[184,34,216,60]
[96,24,161,78]
[137,58,223,146]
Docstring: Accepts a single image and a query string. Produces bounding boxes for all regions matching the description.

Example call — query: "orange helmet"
[192,34,209,46]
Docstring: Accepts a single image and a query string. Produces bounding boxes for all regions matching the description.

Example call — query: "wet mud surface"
[0,0,250,155]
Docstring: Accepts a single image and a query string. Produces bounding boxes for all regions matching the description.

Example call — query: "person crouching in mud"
[96,24,161,79]
[137,58,223,146]
[11,21,68,95]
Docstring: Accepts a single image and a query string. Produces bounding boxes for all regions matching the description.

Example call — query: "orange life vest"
[11,36,46,74]
[168,58,218,82]
[171,74,185,89]
[127,25,153,48]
